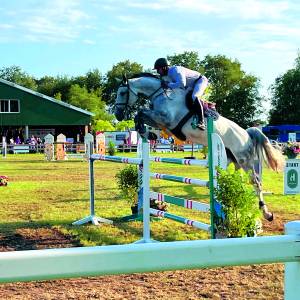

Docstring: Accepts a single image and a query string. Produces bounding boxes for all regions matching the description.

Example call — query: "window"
[0,99,20,113]
[10,100,19,112]
[1,100,9,112]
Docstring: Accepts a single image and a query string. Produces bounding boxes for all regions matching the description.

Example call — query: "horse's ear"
[122,74,127,83]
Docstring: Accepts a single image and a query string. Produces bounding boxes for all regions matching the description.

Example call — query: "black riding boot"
[194,98,206,130]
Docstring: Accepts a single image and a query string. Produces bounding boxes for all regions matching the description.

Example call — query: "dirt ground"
[0,217,286,300]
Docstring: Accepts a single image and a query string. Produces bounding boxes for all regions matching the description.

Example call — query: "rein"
[115,79,165,117]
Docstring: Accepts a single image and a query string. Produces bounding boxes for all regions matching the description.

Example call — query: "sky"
[0,0,299,111]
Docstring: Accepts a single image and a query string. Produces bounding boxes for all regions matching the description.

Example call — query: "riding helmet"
[154,58,169,69]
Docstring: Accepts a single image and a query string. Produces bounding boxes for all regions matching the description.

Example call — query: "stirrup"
[196,123,206,131]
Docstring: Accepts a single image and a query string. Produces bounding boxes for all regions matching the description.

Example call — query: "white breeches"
[192,76,208,100]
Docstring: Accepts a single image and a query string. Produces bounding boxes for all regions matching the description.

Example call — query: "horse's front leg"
[134,110,159,140]
[134,112,146,134]
[252,169,274,221]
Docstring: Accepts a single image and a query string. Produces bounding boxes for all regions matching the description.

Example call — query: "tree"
[201,55,262,128]
[94,120,115,132]
[67,84,102,114]
[167,51,203,72]
[269,54,300,124]
[67,84,114,127]
[72,69,103,92]
[115,120,135,131]
[36,75,72,101]
[0,66,37,90]
[36,75,58,97]
[103,60,143,106]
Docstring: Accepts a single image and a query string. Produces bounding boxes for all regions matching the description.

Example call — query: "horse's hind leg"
[252,169,274,222]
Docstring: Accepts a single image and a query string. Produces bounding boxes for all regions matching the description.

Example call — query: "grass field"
[0,152,299,299]
[0,152,299,245]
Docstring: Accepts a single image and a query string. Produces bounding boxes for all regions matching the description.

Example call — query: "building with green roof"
[0,78,93,143]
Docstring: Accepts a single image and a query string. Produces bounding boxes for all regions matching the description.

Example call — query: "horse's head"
[115,75,139,121]
[115,73,163,121]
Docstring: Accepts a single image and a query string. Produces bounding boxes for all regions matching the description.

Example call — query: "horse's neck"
[131,77,161,96]
[155,89,189,125]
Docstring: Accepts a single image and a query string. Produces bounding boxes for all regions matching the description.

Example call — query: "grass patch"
[0,152,299,247]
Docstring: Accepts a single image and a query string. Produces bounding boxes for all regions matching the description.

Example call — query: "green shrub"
[115,165,139,207]
[108,141,116,156]
[200,146,208,159]
[214,163,261,238]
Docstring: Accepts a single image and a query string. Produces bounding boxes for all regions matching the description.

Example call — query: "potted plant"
[115,165,139,214]
[150,198,169,211]
[0,175,8,186]
[200,145,208,159]
[283,142,300,159]
[213,164,261,238]
[108,141,116,156]
[115,166,169,215]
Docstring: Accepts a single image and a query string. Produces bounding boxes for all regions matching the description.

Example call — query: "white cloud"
[0,24,14,29]
[83,39,96,45]
[21,17,78,42]
[259,41,295,52]
[1,0,91,43]
[126,0,290,19]
[116,15,138,23]
[249,23,300,38]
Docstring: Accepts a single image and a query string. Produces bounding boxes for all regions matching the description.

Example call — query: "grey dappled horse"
[114,73,284,221]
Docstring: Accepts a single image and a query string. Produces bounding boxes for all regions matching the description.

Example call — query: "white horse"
[114,73,285,221]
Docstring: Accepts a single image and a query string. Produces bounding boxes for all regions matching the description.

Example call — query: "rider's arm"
[167,67,186,89]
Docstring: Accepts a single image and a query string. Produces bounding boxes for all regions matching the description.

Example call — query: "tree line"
[0,51,299,130]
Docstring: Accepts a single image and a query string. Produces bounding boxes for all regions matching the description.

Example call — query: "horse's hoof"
[264,212,274,222]
[148,132,157,140]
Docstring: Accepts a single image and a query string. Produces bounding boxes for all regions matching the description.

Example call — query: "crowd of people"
[9,135,42,145]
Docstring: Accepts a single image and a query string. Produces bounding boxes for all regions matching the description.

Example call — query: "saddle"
[185,90,219,120]
[169,91,219,141]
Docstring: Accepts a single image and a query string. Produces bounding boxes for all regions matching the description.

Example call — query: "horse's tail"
[246,127,285,172]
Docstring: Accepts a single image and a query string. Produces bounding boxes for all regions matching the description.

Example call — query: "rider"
[153,57,208,130]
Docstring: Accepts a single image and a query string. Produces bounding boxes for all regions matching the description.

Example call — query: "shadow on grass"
[151,184,209,200]
[9,168,64,171]
[0,221,82,251]
[3,160,50,164]
[61,195,121,203]
[0,215,208,251]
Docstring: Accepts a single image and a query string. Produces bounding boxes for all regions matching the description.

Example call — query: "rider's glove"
[161,80,169,89]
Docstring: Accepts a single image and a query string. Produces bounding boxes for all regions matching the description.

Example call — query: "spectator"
[15,136,21,144]
[160,137,170,144]
[30,135,37,145]
[168,136,174,144]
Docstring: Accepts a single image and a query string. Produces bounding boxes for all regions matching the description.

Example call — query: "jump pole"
[207,117,215,238]
[135,138,154,243]
[72,141,113,226]
[141,117,226,239]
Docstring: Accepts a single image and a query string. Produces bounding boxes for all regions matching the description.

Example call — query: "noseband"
[115,80,164,117]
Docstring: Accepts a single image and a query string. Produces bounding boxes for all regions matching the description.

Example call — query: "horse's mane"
[129,72,160,80]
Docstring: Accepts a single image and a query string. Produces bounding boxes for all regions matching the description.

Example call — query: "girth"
[169,111,194,141]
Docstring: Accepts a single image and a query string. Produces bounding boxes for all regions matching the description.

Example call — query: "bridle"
[115,78,165,117]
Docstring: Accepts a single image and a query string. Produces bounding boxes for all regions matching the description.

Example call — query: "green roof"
[0,79,93,126]
[0,78,93,116]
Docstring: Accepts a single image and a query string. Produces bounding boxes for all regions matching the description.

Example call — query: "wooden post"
[56,134,66,160]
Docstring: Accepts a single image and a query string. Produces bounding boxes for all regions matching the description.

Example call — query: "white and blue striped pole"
[135,138,155,243]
